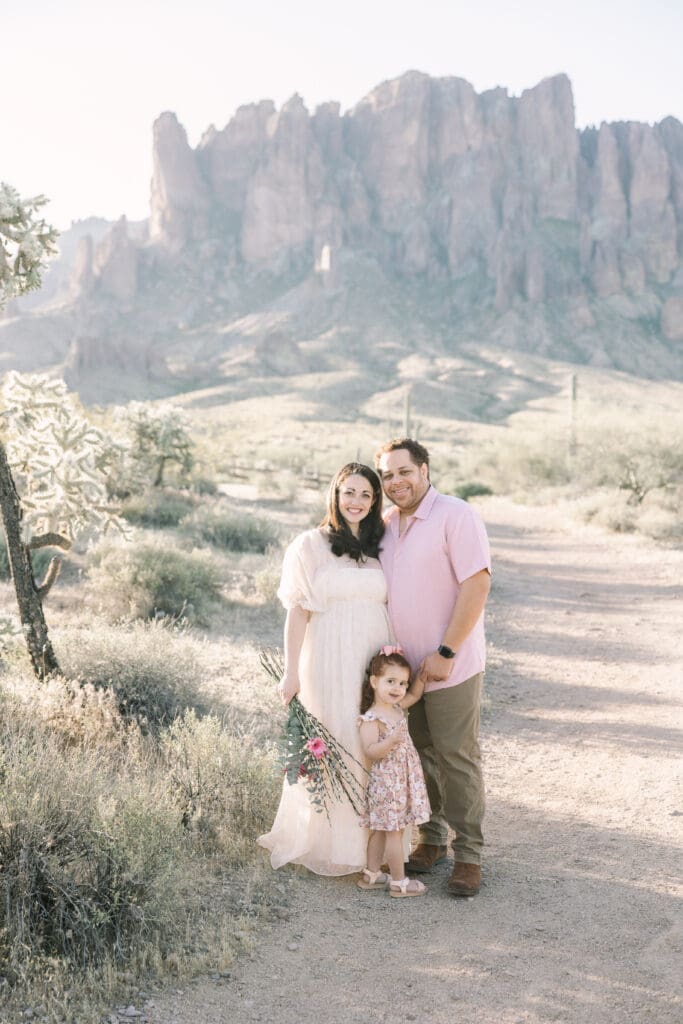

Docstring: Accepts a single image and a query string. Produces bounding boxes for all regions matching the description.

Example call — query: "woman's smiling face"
[337,473,375,534]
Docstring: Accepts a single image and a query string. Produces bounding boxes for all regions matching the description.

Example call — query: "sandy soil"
[143,498,683,1024]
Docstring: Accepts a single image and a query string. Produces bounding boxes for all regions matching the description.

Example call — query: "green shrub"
[120,488,198,528]
[86,535,223,624]
[0,708,184,973]
[451,481,494,501]
[181,502,277,553]
[0,668,279,1013]
[161,710,279,862]
[189,474,219,496]
[55,621,206,730]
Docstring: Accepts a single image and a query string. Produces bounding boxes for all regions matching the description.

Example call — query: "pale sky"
[4,0,682,230]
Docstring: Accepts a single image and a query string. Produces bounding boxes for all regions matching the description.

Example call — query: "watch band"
[437,644,456,659]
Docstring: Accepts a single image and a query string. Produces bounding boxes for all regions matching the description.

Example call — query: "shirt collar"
[414,484,437,519]
[386,484,437,531]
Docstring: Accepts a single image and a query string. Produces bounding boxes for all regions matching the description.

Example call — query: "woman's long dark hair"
[319,462,384,561]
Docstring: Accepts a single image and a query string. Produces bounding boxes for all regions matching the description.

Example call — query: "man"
[375,438,491,896]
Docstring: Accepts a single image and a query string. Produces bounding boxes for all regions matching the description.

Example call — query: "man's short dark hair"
[374,437,430,470]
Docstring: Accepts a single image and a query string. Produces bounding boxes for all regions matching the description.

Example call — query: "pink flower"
[380,644,404,657]
[305,737,329,759]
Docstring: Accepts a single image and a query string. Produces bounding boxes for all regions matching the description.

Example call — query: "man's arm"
[418,569,491,683]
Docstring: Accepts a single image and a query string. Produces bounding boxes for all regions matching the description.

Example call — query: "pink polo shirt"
[379,486,491,692]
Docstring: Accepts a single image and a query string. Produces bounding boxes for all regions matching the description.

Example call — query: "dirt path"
[145,498,683,1024]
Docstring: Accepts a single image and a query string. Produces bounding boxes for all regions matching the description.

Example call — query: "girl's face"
[371,664,411,705]
[337,473,374,534]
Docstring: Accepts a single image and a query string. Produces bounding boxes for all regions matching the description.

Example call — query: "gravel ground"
[139,498,683,1024]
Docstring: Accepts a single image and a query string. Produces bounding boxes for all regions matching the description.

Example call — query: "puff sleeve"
[277,530,327,612]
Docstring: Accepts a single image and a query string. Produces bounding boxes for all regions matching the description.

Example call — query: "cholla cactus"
[113,401,194,491]
[0,185,62,679]
[1,372,125,592]
[0,183,58,304]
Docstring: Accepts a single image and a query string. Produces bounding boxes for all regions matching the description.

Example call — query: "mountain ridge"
[2,70,682,409]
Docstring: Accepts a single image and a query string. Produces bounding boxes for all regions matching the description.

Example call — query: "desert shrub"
[120,488,198,528]
[0,675,279,1008]
[86,535,222,624]
[451,481,494,501]
[189,474,219,496]
[55,621,206,730]
[572,420,683,504]
[458,431,571,496]
[161,710,278,862]
[181,502,278,553]
[634,494,683,544]
[6,671,127,746]
[0,710,185,974]
[254,560,282,604]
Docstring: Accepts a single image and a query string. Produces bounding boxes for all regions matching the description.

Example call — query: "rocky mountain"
[2,70,683,411]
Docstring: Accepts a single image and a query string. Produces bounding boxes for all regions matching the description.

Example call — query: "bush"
[181,502,278,553]
[161,710,279,861]
[5,671,127,747]
[86,535,223,624]
[254,560,282,604]
[120,488,198,528]
[55,621,206,730]
[0,705,185,974]
[456,431,571,497]
[451,481,494,501]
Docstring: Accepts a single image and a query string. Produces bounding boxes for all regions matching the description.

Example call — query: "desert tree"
[0,184,63,676]
[110,401,194,495]
[0,370,127,679]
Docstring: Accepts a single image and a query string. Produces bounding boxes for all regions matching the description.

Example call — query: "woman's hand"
[278,673,300,706]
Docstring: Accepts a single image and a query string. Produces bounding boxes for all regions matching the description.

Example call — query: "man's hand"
[278,673,300,706]
[418,651,454,684]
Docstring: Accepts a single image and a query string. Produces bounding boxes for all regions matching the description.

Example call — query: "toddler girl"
[357,646,431,897]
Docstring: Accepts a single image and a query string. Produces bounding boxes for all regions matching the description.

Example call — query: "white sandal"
[356,868,390,890]
[389,876,427,898]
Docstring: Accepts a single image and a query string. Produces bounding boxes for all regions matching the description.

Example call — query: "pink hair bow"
[380,644,404,656]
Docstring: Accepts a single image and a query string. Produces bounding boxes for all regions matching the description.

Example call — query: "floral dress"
[358,710,431,832]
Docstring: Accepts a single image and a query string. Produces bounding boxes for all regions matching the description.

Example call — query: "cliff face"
[143,71,682,323]
[4,71,683,402]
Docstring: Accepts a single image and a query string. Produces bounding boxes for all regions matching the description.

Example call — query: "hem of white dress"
[257,835,365,877]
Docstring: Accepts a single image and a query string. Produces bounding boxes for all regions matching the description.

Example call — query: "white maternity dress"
[258,528,394,875]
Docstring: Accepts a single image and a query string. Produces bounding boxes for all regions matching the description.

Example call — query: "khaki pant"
[408,673,485,864]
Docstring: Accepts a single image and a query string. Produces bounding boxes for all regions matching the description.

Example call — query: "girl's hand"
[385,724,404,750]
[278,674,300,706]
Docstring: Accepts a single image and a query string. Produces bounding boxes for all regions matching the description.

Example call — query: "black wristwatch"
[437,644,456,659]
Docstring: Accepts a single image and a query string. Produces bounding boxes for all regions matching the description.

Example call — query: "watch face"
[438,645,455,658]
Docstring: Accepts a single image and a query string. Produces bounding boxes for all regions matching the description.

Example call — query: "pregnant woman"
[258,462,394,875]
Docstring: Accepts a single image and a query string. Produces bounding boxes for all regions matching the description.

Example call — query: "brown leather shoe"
[447,861,481,896]
[406,843,448,873]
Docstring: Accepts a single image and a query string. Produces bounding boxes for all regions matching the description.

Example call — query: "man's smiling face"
[378,448,430,514]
